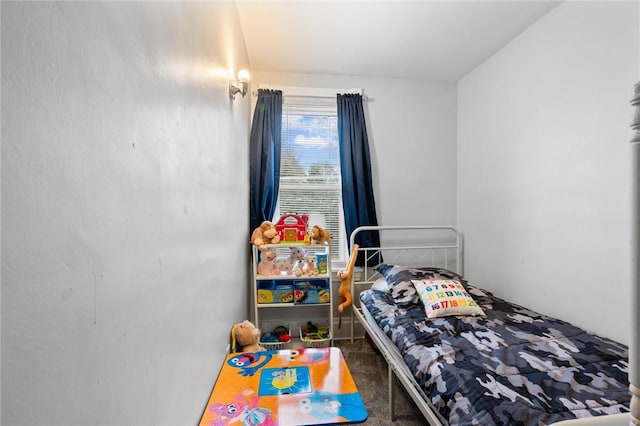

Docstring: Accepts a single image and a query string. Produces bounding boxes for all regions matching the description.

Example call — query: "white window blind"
[274,96,347,264]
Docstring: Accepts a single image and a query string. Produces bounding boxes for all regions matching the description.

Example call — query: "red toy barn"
[275,213,309,242]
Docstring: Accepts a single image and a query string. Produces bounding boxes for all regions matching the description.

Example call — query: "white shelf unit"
[252,243,333,349]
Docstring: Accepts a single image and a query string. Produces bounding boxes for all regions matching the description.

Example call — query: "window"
[274,97,347,265]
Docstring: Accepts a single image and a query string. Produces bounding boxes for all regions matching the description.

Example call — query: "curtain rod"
[254,84,369,101]
[251,92,369,101]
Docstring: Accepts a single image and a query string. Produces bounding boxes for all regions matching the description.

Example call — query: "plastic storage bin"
[299,320,331,348]
[259,322,293,351]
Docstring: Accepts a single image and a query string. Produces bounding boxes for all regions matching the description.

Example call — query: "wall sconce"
[229,70,250,100]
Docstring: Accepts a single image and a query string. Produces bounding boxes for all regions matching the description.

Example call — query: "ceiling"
[236,0,562,82]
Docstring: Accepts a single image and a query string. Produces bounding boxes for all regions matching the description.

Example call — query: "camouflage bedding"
[360,266,630,425]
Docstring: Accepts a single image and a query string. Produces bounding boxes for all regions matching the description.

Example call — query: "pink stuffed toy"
[302,256,319,277]
[257,249,277,276]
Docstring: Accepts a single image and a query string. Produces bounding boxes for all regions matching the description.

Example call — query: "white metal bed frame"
[346,84,640,425]
[348,224,636,425]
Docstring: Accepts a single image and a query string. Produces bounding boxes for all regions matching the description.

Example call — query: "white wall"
[458,1,639,344]
[1,2,250,425]
[251,71,458,228]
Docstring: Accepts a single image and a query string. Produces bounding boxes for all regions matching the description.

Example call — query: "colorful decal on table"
[297,391,368,422]
[295,348,330,364]
[207,391,275,426]
[258,366,312,396]
[228,352,273,377]
[200,348,368,426]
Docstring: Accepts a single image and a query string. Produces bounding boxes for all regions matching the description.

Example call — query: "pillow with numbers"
[412,279,485,319]
[374,263,463,307]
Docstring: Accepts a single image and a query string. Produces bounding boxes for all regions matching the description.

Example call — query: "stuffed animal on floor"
[337,244,359,329]
[310,225,332,245]
[257,249,278,276]
[251,221,280,252]
[232,320,265,353]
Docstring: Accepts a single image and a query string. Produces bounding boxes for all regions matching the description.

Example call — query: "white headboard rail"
[348,225,463,273]
[348,225,463,342]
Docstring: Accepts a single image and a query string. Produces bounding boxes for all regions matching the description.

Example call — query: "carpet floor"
[334,338,426,425]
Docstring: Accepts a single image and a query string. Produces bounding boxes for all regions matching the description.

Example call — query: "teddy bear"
[234,320,265,353]
[310,225,331,245]
[257,249,278,276]
[251,221,281,251]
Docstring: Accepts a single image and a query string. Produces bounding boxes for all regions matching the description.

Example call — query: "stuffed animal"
[274,257,293,275]
[337,244,359,329]
[288,247,307,276]
[289,247,307,263]
[302,256,319,277]
[292,260,304,277]
[233,320,265,353]
[257,249,278,276]
[251,221,281,251]
[310,225,332,245]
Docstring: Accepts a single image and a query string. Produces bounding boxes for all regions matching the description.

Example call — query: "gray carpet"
[334,339,426,425]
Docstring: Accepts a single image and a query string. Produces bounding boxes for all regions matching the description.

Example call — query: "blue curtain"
[249,89,283,233]
[337,93,381,265]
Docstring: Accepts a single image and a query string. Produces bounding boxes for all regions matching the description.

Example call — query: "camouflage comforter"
[360,270,630,425]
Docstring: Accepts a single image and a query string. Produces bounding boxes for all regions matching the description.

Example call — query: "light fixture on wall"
[229,70,250,100]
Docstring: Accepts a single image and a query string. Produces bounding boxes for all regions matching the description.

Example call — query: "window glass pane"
[274,102,346,264]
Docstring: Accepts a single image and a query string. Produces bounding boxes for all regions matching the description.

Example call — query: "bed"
[347,225,633,426]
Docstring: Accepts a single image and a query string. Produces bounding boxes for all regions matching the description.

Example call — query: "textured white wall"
[251,71,458,228]
[1,2,250,424]
[458,1,639,344]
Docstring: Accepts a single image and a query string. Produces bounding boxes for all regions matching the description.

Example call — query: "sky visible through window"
[282,114,339,177]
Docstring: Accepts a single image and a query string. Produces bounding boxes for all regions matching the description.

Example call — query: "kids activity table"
[199,346,368,425]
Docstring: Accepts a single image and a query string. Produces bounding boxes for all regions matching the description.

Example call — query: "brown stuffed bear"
[310,225,331,245]
[234,320,265,353]
[251,221,281,251]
